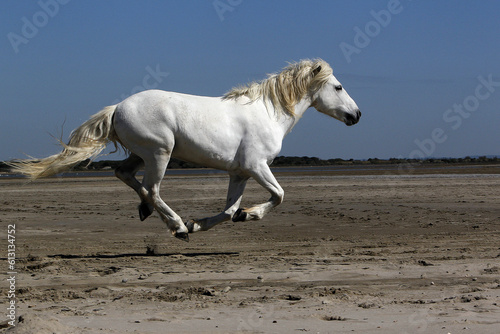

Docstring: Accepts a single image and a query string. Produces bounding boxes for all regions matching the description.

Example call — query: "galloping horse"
[10,59,361,241]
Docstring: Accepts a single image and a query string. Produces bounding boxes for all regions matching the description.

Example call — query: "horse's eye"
[335,85,343,91]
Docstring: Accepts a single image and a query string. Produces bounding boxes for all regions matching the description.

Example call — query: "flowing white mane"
[223,59,333,116]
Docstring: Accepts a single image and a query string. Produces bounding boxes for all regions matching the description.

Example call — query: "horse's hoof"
[175,231,189,242]
[232,209,247,222]
[138,202,153,221]
[186,220,197,233]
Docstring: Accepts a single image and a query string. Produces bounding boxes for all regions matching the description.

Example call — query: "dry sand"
[1,166,500,333]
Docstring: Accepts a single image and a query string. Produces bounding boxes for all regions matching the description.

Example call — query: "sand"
[1,167,500,333]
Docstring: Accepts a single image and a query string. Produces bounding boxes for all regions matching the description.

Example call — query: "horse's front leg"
[232,163,284,222]
[187,173,248,232]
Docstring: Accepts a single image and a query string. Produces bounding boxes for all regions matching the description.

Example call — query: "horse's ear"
[312,65,322,77]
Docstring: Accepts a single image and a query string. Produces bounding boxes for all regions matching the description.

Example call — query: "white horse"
[10,59,361,241]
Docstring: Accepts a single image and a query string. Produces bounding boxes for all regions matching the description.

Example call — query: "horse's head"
[311,67,361,126]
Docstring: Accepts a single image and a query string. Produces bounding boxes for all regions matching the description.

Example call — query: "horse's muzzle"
[344,109,361,126]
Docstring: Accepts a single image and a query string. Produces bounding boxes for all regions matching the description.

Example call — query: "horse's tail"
[8,105,119,180]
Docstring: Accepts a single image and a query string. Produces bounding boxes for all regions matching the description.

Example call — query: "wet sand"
[1,166,500,333]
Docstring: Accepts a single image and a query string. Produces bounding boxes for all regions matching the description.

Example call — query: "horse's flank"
[223,59,332,116]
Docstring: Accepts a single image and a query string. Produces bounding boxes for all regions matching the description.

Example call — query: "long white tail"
[8,105,119,180]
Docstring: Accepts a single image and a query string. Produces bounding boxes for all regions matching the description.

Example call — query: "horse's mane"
[223,59,332,116]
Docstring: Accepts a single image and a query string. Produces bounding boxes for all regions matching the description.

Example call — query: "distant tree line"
[1,156,499,173]
[270,156,500,166]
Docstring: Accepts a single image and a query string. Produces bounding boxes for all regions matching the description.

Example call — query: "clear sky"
[1,0,499,161]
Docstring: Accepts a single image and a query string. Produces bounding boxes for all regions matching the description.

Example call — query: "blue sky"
[1,0,499,161]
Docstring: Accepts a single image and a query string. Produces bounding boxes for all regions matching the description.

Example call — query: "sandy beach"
[1,166,500,333]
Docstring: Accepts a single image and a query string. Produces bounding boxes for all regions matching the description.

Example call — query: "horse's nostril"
[344,112,359,126]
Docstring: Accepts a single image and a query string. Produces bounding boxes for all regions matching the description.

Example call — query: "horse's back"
[113,90,255,170]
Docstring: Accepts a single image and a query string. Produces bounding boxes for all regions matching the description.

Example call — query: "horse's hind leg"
[141,151,189,241]
[115,153,154,221]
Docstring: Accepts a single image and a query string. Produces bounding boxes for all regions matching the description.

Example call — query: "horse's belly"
[171,134,239,171]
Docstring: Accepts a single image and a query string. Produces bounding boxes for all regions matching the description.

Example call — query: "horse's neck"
[279,97,312,137]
